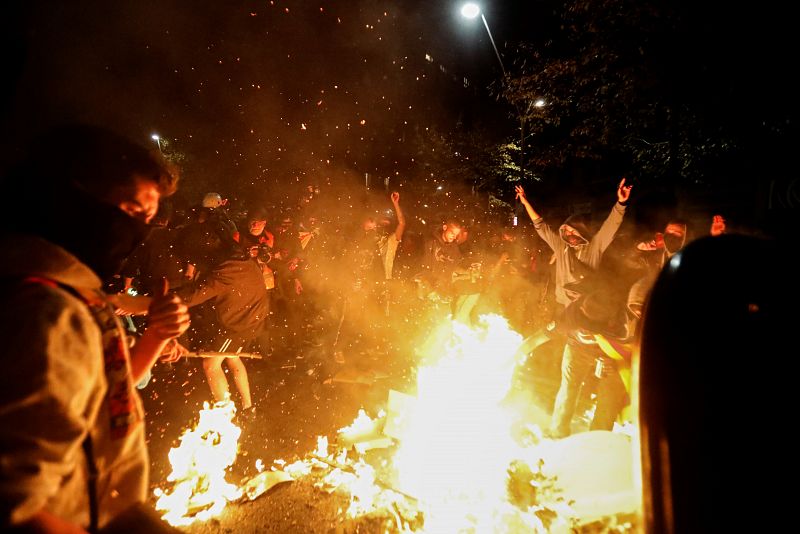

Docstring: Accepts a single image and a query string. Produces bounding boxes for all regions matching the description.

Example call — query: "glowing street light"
[461,2,541,213]
[151,133,162,152]
[460,3,506,77]
[460,3,480,19]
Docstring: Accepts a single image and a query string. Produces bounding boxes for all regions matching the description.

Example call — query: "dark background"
[1,0,797,235]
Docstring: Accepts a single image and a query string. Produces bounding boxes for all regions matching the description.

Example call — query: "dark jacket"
[177,258,268,333]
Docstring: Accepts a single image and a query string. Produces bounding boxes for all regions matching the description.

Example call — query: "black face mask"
[83,202,154,281]
[664,233,685,255]
[26,186,154,282]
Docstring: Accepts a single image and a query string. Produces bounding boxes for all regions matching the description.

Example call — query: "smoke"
[1,1,491,204]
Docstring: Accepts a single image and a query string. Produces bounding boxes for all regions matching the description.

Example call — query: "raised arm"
[516,185,560,252]
[391,191,406,241]
[515,185,542,222]
[592,178,631,253]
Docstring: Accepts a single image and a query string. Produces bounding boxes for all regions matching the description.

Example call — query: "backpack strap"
[18,276,99,533]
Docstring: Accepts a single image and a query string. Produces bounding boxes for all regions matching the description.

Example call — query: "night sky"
[1,0,796,227]
[1,1,545,207]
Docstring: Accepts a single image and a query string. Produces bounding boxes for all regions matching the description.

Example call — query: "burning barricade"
[155,314,638,532]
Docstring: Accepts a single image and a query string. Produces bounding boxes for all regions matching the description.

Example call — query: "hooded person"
[514,285,631,438]
[625,219,688,338]
[0,123,189,532]
[415,220,466,303]
[548,289,630,438]
[516,179,632,308]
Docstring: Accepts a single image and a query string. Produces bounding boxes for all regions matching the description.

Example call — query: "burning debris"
[158,314,637,533]
[154,399,243,526]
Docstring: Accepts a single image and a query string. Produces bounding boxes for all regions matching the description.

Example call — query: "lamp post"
[461,3,506,77]
[461,3,530,195]
[151,133,162,152]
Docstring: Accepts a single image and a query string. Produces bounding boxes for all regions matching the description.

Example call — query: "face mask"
[31,186,154,282]
[664,233,685,255]
[88,203,154,280]
[565,234,585,247]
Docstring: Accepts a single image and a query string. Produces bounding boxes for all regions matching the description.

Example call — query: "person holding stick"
[113,215,268,415]
[171,218,268,416]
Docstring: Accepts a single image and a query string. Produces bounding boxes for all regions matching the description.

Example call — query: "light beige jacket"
[0,234,148,530]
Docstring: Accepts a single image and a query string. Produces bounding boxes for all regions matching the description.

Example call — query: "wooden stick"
[184,351,263,359]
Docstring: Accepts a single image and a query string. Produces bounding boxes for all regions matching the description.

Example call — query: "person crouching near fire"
[173,217,269,419]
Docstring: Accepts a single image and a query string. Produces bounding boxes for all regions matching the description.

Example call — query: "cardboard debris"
[337,412,394,452]
[240,470,294,501]
[353,437,395,453]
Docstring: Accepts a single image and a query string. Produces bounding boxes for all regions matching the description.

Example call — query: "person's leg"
[225,356,252,410]
[549,345,593,438]
[202,356,230,403]
[590,359,628,431]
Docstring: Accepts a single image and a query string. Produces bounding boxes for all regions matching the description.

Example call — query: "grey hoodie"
[534,202,627,305]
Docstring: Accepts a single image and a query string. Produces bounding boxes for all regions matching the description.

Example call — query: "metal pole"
[520,115,525,182]
[480,14,506,77]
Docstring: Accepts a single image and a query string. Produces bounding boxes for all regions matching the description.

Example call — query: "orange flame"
[154,398,242,526]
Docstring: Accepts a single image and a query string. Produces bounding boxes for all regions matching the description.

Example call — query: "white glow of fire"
[340,407,386,436]
[154,399,242,526]
[315,314,570,532]
[154,314,598,531]
[392,314,541,532]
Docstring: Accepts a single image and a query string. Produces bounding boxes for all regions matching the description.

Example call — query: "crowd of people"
[0,122,774,532]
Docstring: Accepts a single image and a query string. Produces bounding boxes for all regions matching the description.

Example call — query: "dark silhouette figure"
[638,234,793,533]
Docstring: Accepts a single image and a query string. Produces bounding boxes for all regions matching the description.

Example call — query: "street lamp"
[151,133,162,152]
[460,3,506,77]
[461,2,528,205]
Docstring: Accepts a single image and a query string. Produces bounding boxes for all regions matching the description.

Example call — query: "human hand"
[160,340,189,363]
[617,178,632,204]
[636,232,664,251]
[514,185,528,203]
[391,191,400,204]
[294,278,303,295]
[108,292,151,315]
[113,295,134,316]
[146,279,190,341]
[710,214,726,236]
